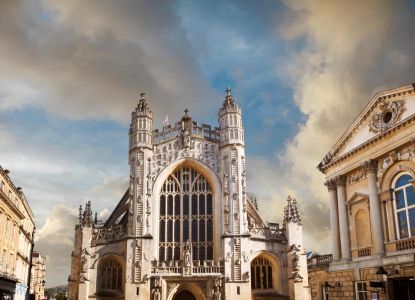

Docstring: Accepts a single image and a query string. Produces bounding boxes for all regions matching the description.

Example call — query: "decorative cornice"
[318,85,415,173]
[319,113,415,173]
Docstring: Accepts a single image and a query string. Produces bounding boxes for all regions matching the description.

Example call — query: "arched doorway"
[173,290,196,300]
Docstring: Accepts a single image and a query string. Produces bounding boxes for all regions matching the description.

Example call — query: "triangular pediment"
[319,83,415,173]
[346,192,368,206]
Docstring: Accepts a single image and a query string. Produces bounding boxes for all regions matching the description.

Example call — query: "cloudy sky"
[1,0,415,287]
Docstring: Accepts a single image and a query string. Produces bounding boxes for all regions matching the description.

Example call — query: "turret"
[283,196,311,300]
[129,92,153,152]
[218,87,244,147]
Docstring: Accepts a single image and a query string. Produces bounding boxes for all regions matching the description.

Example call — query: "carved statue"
[182,128,191,149]
[183,240,192,275]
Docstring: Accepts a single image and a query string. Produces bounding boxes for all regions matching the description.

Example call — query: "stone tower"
[218,88,250,297]
[127,92,154,297]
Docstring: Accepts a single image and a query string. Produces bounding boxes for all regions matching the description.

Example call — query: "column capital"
[362,159,378,173]
[324,179,337,191]
[334,175,346,187]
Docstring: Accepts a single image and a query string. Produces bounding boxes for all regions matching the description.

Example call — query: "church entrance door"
[173,290,197,300]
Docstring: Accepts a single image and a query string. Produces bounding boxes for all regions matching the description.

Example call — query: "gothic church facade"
[68,90,310,300]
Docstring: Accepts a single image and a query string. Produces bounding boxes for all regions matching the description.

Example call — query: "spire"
[223,86,236,108]
[284,195,302,225]
[78,205,83,225]
[81,201,93,227]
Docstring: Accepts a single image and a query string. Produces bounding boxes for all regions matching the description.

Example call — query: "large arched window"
[159,165,213,262]
[98,257,123,292]
[251,256,273,290]
[393,173,415,239]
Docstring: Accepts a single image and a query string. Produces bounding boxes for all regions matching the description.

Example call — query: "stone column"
[363,160,385,256]
[325,179,341,261]
[335,175,351,260]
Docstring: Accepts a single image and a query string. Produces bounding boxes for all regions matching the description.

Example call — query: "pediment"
[319,83,415,172]
[346,192,368,206]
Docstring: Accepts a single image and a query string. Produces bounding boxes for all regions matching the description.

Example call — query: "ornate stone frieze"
[348,168,367,185]
[92,224,127,242]
[151,138,219,179]
[377,144,415,178]
[368,99,406,134]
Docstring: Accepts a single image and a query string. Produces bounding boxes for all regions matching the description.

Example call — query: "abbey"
[68,89,311,300]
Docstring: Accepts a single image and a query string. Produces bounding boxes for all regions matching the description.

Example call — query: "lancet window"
[251,256,273,290]
[98,258,123,292]
[159,165,213,262]
[393,173,415,239]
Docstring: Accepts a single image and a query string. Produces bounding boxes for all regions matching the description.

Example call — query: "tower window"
[98,257,123,292]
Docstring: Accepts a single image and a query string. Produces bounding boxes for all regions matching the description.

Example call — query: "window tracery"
[98,258,123,292]
[159,166,213,262]
[393,173,415,239]
[251,256,273,290]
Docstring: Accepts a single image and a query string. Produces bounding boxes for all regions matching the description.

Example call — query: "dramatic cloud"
[34,204,78,287]
[265,0,415,251]
[0,1,217,123]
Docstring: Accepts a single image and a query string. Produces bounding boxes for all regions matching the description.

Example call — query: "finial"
[226,86,232,96]
[140,92,145,99]
[184,108,189,117]
[94,212,98,225]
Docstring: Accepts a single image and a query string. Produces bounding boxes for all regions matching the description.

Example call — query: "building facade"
[30,252,46,300]
[68,90,311,300]
[0,166,36,300]
[310,83,415,299]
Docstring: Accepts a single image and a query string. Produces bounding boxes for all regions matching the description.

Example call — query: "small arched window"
[393,173,415,239]
[98,257,123,292]
[251,256,273,290]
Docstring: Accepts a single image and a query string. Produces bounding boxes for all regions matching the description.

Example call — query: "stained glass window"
[159,166,214,262]
[393,173,415,239]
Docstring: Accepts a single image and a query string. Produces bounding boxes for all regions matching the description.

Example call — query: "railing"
[357,247,371,257]
[0,264,18,281]
[307,254,333,269]
[92,224,127,242]
[151,260,224,276]
[248,224,286,241]
[153,122,220,144]
[396,237,415,251]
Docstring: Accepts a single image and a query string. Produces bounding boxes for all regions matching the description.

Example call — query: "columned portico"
[363,160,385,256]
[325,179,341,261]
[335,175,351,260]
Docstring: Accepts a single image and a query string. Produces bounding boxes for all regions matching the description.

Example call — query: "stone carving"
[289,244,301,277]
[225,252,233,262]
[377,143,415,178]
[152,277,162,300]
[151,139,219,178]
[369,99,406,134]
[242,251,249,262]
[213,277,222,300]
[348,168,368,185]
[183,240,192,275]
[166,282,180,298]
[79,248,90,282]
[92,224,127,242]
[182,127,191,149]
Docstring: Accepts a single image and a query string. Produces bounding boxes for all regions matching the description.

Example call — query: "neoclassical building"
[68,90,311,300]
[309,83,415,299]
[0,165,35,300]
